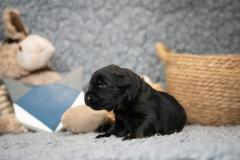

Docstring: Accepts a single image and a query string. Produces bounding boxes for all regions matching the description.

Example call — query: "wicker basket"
[156,42,240,126]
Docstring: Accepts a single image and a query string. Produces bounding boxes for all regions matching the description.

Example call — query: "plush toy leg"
[61,105,115,133]
[140,75,166,92]
[0,114,28,134]
[0,84,29,134]
[0,84,14,115]
[104,111,115,124]
[140,75,153,85]
[151,83,166,92]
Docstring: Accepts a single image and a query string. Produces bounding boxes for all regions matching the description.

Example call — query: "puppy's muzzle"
[85,94,99,105]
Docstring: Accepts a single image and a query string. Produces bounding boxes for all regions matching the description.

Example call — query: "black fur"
[85,65,187,140]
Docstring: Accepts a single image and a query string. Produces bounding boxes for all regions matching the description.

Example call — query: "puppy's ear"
[117,75,129,88]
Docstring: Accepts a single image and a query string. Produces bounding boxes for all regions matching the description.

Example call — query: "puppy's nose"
[87,95,95,101]
[86,94,98,104]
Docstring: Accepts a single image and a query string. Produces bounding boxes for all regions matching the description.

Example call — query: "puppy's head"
[85,65,141,111]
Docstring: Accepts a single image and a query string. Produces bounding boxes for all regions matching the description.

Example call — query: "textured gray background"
[0,0,240,90]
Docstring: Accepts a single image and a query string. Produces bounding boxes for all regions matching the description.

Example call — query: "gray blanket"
[1,125,240,160]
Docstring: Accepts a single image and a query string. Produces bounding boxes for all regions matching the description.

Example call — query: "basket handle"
[155,42,173,66]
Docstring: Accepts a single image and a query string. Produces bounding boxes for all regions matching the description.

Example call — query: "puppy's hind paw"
[122,135,135,141]
[96,133,111,139]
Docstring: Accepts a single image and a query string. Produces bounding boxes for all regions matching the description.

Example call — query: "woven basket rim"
[156,42,240,65]
[172,53,240,56]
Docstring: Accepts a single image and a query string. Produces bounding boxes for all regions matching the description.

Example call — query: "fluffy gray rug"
[0,125,240,160]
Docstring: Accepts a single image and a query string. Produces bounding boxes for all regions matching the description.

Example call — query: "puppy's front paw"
[96,133,111,139]
[122,135,135,141]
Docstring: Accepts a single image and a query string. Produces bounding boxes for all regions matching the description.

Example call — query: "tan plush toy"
[0,8,61,84]
[0,114,28,134]
[0,84,13,115]
[0,8,61,134]
[61,105,115,133]
[0,84,29,133]
[61,75,164,134]
[140,75,166,92]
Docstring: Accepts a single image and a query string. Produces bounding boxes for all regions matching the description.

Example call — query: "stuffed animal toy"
[61,76,165,134]
[0,114,28,134]
[0,8,61,134]
[61,105,115,133]
[140,75,166,92]
[0,8,60,84]
[0,81,28,134]
[0,84,13,115]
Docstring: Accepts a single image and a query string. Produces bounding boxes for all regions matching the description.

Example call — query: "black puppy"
[85,65,186,140]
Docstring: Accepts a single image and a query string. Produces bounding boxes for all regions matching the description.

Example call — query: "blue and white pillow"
[4,67,85,132]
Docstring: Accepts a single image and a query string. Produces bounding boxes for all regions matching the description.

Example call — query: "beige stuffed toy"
[140,75,166,92]
[0,114,28,134]
[0,8,61,134]
[61,105,115,133]
[0,84,13,115]
[0,8,60,84]
[61,75,165,133]
[0,84,29,134]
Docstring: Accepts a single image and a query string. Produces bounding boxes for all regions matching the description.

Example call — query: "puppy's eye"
[98,83,106,89]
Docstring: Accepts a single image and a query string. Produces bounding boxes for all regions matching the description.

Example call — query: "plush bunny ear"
[117,75,129,88]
